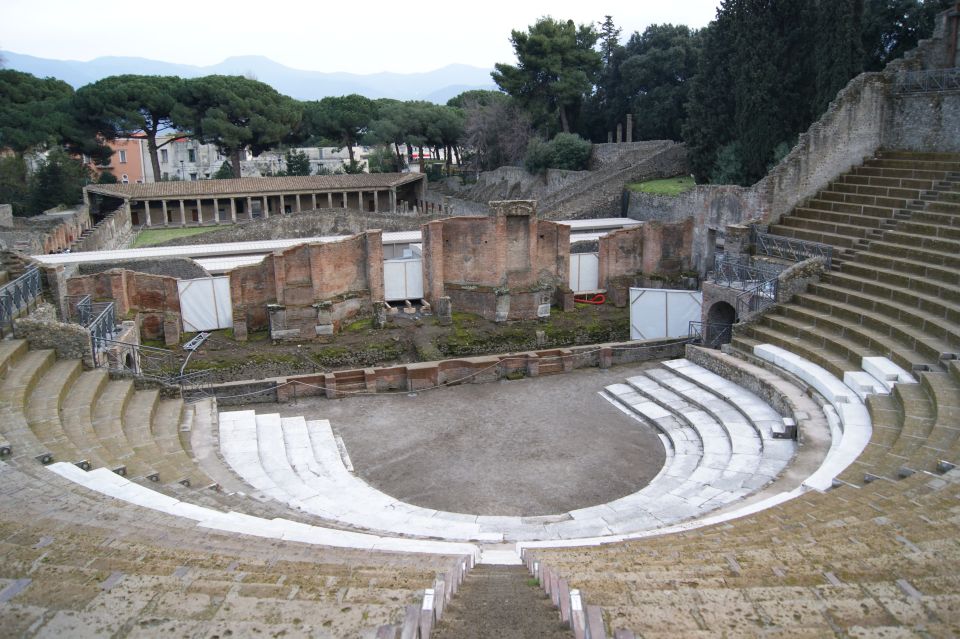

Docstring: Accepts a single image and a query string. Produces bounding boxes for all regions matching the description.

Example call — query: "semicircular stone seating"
[521,150,960,637]
[215,355,800,542]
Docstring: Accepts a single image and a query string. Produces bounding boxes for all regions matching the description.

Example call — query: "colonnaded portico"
[84,172,427,227]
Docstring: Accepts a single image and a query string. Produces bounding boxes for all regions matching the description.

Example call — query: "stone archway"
[705,301,737,347]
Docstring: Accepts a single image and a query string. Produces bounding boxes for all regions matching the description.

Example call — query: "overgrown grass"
[627,175,695,196]
[132,226,222,247]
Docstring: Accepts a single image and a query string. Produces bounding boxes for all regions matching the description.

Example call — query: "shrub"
[524,133,592,173]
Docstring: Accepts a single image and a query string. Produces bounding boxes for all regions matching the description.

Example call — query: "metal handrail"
[88,302,118,359]
[708,255,785,290]
[736,278,778,318]
[895,68,960,94]
[0,267,43,336]
[752,229,833,268]
[688,321,733,349]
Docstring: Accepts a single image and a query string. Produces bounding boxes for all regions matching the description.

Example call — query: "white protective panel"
[630,288,702,340]
[178,276,233,332]
[569,253,600,293]
[383,258,424,302]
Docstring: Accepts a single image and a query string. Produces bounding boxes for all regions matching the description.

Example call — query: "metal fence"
[736,279,779,319]
[708,255,785,290]
[752,229,833,268]
[895,68,960,94]
[94,337,208,387]
[0,267,43,337]
[688,321,733,349]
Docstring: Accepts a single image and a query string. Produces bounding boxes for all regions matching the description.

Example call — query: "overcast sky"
[2,0,721,74]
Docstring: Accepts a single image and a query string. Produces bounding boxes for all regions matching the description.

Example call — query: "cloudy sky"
[1,0,721,74]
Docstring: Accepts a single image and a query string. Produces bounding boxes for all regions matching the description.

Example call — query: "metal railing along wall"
[0,267,43,337]
[736,278,779,318]
[895,68,960,94]
[708,255,785,290]
[752,228,834,268]
[688,321,733,349]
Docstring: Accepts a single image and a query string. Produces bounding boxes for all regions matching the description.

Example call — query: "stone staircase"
[519,151,960,637]
[733,150,960,486]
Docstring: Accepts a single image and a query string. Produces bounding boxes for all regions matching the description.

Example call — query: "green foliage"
[341,159,366,174]
[366,145,402,173]
[446,90,509,109]
[524,133,592,173]
[861,0,953,70]
[213,161,234,179]
[627,176,695,196]
[492,17,602,135]
[97,170,118,184]
[27,149,90,215]
[72,75,183,178]
[284,149,311,176]
[173,75,302,178]
[0,70,75,154]
[0,155,29,216]
[301,94,376,165]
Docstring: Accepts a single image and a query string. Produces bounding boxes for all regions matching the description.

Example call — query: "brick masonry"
[230,230,384,340]
[421,201,572,321]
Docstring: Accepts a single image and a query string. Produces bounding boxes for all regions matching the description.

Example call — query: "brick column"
[365,230,385,301]
[421,221,445,303]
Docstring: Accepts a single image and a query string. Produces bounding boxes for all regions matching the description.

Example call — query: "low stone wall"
[13,303,92,366]
[195,336,689,406]
[776,257,826,304]
[73,205,132,252]
[78,257,209,280]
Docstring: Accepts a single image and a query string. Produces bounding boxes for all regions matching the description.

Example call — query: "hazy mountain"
[0,51,498,103]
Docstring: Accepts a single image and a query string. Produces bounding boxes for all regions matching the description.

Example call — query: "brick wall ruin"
[421,201,573,322]
[598,218,694,303]
[229,230,384,340]
[66,269,182,344]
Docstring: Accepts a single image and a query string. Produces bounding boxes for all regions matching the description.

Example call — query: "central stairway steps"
[431,565,573,639]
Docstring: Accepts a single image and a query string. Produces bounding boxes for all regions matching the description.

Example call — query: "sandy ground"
[271,363,666,516]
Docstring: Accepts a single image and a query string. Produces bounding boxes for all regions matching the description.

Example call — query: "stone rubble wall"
[13,302,92,365]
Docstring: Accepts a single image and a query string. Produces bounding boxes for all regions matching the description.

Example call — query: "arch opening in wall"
[705,301,737,347]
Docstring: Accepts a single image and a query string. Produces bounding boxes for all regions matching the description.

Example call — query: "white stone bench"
[45,462,480,559]
[861,356,918,392]
[843,371,890,400]
[754,343,856,405]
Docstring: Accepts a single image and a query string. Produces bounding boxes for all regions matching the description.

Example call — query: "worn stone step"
[153,397,214,487]
[852,165,950,182]
[0,350,56,461]
[811,279,960,334]
[59,369,114,469]
[0,339,28,379]
[794,291,960,353]
[868,238,960,271]
[840,172,936,191]
[431,565,574,639]
[849,251,960,287]
[739,321,859,380]
[828,179,927,201]
[865,157,960,172]
[882,229,960,255]
[766,224,859,249]
[24,359,84,465]
[791,206,886,229]
[91,379,156,479]
[777,215,875,239]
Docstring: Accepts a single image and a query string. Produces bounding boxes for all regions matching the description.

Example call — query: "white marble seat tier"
[216,358,799,542]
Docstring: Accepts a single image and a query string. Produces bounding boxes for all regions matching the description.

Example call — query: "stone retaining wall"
[200,336,688,406]
[13,303,92,366]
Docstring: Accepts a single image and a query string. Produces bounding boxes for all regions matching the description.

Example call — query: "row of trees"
[490,0,953,185]
[0,69,471,214]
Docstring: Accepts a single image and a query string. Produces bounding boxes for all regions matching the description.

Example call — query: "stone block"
[436,296,453,326]
[314,324,334,336]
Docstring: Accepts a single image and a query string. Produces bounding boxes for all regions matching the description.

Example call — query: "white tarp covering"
[629,288,702,340]
[383,258,424,302]
[569,253,600,293]
[178,276,233,332]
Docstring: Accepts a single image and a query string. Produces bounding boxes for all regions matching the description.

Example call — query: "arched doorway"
[705,301,737,347]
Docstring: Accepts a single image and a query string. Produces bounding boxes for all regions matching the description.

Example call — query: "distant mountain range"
[0,52,498,104]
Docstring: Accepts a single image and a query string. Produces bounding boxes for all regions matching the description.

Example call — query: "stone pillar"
[278,194,285,214]
[327,192,333,208]
[373,301,388,329]
[342,193,348,209]
[295,194,301,212]
[436,296,452,326]
[262,196,269,218]
[230,198,237,223]
[161,200,169,227]
[373,190,379,213]
[616,123,623,143]
[179,200,186,227]
[607,131,613,143]
[195,198,202,225]
[143,200,151,227]
[213,198,219,223]
[247,196,253,219]
[626,114,633,143]
[390,188,397,213]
